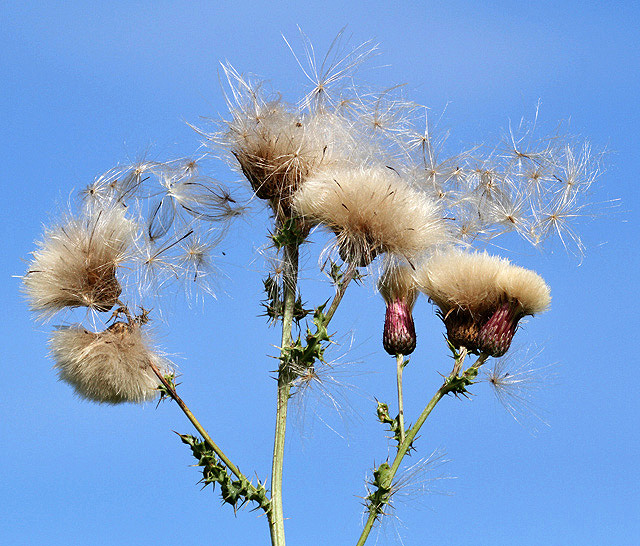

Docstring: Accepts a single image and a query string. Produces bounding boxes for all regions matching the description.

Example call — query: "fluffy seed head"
[23,206,136,319]
[231,102,312,202]
[50,322,170,404]
[416,248,550,315]
[218,65,356,218]
[293,165,447,266]
[416,248,550,355]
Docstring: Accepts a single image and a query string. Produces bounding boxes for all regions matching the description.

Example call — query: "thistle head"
[50,320,171,404]
[416,248,550,356]
[23,206,136,320]
[293,165,448,266]
[216,65,357,221]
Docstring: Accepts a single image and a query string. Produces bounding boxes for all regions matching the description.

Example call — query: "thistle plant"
[22,30,606,546]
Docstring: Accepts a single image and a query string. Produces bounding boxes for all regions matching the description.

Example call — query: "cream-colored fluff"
[497,264,551,315]
[50,322,170,404]
[293,165,447,264]
[224,98,355,215]
[378,261,418,309]
[416,248,550,315]
[23,206,136,319]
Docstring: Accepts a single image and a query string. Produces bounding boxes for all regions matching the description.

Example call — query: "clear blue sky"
[2,2,639,545]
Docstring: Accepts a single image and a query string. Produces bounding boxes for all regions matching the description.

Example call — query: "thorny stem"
[356,512,377,546]
[396,353,406,446]
[270,256,357,546]
[356,351,489,546]
[270,242,300,546]
[148,361,246,482]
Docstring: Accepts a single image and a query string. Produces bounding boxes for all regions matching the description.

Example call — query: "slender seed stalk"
[149,361,246,481]
[270,242,300,546]
[396,353,405,446]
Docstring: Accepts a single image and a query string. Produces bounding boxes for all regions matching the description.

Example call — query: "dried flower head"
[293,165,447,266]
[50,321,170,404]
[23,206,136,319]
[213,65,357,220]
[379,262,418,355]
[416,248,550,356]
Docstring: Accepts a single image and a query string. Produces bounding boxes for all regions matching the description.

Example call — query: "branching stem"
[270,255,357,546]
[356,350,489,546]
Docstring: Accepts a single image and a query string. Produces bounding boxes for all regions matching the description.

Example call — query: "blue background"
[2,2,638,545]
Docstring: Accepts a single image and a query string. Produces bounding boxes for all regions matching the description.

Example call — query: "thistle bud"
[379,262,418,356]
[383,297,417,355]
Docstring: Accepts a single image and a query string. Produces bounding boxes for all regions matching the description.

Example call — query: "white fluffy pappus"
[293,165,448,266]
[378,261,418,308]
[23,206,137,319]
[50,321,171,404]
[415,247,550,316]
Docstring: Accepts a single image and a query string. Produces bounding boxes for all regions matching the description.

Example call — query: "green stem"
[356,512,377,546]
[389,381,447,477]
[269,257,357,546]
[149,362,245,481]
[357,384,447,546]
[356,350,487,546]
[396,353,405,446]
[270,242,300,546]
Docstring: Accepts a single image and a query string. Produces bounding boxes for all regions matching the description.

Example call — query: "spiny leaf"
[178,434,271,513]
